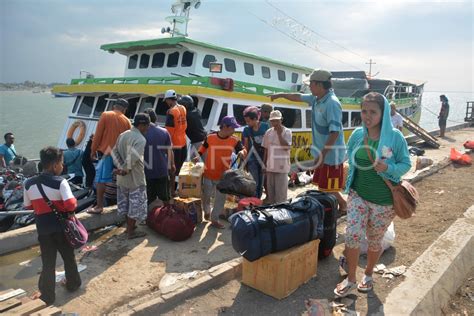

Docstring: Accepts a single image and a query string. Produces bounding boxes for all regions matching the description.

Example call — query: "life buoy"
[67,120,86,145]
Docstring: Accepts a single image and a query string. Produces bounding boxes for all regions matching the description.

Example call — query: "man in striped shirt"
[24,146,81,305]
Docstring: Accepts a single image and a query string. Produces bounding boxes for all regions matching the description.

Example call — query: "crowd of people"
[7,69,453,305]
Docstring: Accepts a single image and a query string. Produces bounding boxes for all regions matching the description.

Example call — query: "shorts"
[173,145,187,175]
[117,185,147,222]
[312,163,344,192]
[96,155,114,183]
[146,176,171,205]
[438,118,447,128]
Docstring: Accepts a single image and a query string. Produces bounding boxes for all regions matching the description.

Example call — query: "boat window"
[262,66,271,79]
[351,112,362,127]
[128,54,138,69]
[182,51,194,67]
[278,70,286,82]
[140,54,150,69]
[218,103,228,125]
[72,96,81,113]
[305,109,312,128]
[152,53,165,68]
[155,98,168,125]
[275,107,302,128]
[233,104,249,126]
[167,51,180,68]
[93,94,109,117]
[244,62,254,76]
[291,73,299,83]
[200,98,213,125]
[138,97,156,113]
[342,111,349,128]
[224,58,236,73]
[125,97,140,119]
[202,54,216,68]
[77,96,95,116]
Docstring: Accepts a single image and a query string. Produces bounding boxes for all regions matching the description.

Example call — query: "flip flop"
[334,278,357,298]
[127,231,147,240]
[210,221,225,229]
[87,207,103,214]
[357,275,373,293]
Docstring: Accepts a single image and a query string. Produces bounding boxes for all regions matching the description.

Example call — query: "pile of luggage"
[230,190,338,261]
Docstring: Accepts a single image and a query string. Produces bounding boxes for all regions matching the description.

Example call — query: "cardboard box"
[242,240,319,300]
[178,162,204,198]
[173,197,203,224]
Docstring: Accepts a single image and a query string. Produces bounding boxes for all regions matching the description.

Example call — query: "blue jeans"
[247,159,264,198]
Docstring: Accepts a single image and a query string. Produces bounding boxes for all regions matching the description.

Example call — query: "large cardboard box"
[173,197,203,224]
[242,240,319,300]
[178,162,204,198]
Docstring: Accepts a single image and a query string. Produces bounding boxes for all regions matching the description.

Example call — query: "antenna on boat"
[161,0,201,37]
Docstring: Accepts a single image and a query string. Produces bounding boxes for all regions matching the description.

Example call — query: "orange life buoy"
[66,120,86,146]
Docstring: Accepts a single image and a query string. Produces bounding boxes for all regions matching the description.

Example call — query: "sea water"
[0,90,472,159]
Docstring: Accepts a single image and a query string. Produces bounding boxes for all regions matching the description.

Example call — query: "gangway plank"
[400,112,440,148]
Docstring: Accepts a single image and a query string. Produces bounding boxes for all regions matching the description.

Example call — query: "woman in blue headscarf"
[334,92,411,297]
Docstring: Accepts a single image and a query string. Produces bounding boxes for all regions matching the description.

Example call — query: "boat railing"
[67,76,291,97]
[384,84,421,100]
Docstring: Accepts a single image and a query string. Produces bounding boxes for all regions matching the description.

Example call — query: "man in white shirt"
[262,110,292,204]
[390,102,404,132]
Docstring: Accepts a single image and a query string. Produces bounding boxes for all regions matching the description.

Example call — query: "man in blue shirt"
[63,138,84,185]
[0,132,17,168]
[143,108,175,206]
[270,69,347,212]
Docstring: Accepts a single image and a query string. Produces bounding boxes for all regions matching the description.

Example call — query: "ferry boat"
[52,0,424,164]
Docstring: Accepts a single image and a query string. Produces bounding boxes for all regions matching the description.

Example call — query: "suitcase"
[297,190,338,259]
[147,205,195,241]
[231,195,324,262]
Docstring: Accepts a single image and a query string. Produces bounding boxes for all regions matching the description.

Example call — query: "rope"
[421,105,466,124]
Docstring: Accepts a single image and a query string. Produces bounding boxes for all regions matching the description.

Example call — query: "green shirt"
[351,138,393,205]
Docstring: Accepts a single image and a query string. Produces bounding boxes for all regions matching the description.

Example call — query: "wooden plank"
[0,298,22,312]
[4,299,46,315]
[0,289,27,302]
[30,306,62,316]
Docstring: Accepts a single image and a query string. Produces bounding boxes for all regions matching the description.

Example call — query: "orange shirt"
[91,110,131,155]
[165,105,187,147]
[198,132,244,180]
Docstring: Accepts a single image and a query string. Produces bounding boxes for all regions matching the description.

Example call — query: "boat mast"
[161,0,202,37]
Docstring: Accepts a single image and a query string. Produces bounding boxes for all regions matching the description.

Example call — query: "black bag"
[409,146,425,156]
[297,190,338,259]
[217,166,256,197]
[231,195,324,261]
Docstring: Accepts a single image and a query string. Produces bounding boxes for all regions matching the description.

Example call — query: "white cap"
[269,110,283,121]
[164,89,177,99]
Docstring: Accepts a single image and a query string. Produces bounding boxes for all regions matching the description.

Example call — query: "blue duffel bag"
[231,195,324,262]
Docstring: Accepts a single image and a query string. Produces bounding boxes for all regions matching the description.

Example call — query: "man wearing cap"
[89,98,132,214]
[112,113,150,239]
[262,110,292,204]
[164,89,188,196]
[193,116,246,229]
[270,69,347,213]
[259,103,273,123]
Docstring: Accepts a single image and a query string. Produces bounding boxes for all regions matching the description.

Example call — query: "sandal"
[357,275,373,293]
[87,207,103,214]
[210,221,225,229]
[127,231,147,239]
[334,277,356,298]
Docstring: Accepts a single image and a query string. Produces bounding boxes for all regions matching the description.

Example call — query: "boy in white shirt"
[262,110,292,204]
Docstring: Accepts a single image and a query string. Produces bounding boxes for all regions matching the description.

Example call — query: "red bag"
[237,197,263,211]
[463,140,474,150]
[147,205,195,241]
[450,148,472,165]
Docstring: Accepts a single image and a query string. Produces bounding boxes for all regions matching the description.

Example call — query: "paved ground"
[1,127,472,314]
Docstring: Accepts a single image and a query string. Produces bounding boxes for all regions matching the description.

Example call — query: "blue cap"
[220,116,240,128]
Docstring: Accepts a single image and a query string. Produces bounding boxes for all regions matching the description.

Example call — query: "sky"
[1,0,472,92]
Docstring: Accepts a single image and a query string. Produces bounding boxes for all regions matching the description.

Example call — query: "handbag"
[364,138,418,219]
[37,183,88,248]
